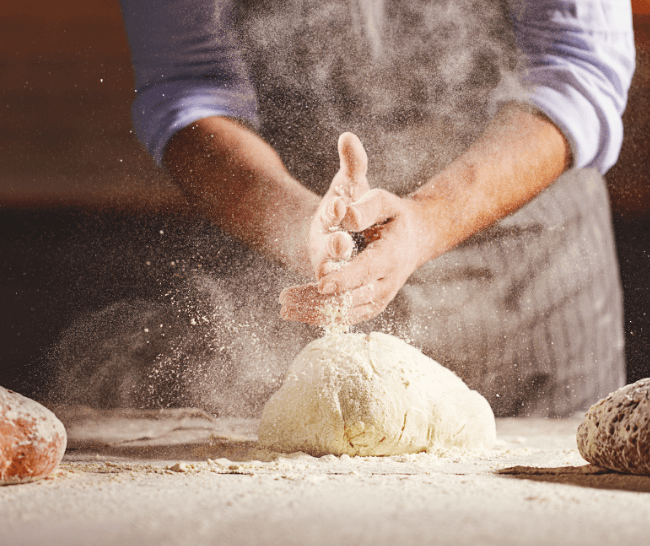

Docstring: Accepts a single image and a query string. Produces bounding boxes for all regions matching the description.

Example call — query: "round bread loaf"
[0,386,67,485]
[577,378,650,475]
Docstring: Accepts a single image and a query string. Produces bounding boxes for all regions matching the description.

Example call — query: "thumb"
[341,189,398,232]
[337,132,369,199]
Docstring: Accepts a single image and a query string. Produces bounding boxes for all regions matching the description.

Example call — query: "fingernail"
[328,198,346,221]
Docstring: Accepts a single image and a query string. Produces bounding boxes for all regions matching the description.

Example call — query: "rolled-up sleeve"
[120,0,258,165]
[507,0,635,174]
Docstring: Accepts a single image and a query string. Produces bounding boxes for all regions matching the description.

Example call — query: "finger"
[280,282,375,309]
[317,260,339,278]
[280,305,323,325]
[337,132,369,199]
[287,290,379,326]
[320,196,347,230]
[338,132,368,180]
[326,231,354,261]
[350,283,376,307]
[280,283,377,325]
[312,231,354,274]
[317,249,382,294]
[341,188,399,232]
[279,283,319,306]
[279,284,333,325]
[346,301,386,325]
[316,256,354,279]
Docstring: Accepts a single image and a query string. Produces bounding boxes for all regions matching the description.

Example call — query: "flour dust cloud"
[49,0,529,416]
[48,225,315,418]
[239,0,527,196]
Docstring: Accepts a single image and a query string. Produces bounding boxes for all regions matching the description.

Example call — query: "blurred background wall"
[1,0,649,396]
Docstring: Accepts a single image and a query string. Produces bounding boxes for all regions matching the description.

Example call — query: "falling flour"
[258,332,496,456]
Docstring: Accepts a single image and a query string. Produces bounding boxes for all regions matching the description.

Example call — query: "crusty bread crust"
[0,387,67,485]
[577,378,650,475]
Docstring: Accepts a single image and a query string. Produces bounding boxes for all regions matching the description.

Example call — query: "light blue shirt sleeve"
[120,0,258,166]
[507,0,635,173]
[121,0,635,174]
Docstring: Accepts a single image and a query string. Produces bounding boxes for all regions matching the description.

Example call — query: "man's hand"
[280,103,571,327]
[280,132,378,327]
[281,133,428,326]
[280,188,429,325]
[317,187,429,321]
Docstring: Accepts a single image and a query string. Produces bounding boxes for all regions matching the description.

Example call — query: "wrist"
[406,193,454,269]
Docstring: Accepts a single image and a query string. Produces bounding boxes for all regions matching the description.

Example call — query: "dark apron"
[234,0,626,417]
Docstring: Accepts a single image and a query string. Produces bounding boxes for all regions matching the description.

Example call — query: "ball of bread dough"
[258,332,496,456]
[0,387,67,485]
[577,378,650,475]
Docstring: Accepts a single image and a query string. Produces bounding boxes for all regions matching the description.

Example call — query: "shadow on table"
[52,405,262,462]
[496,465,650,493]
[64,439,260,462]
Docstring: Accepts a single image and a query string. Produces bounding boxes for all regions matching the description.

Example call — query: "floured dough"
[258,332,496,456]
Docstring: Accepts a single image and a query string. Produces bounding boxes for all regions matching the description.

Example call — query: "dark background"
[1,0,650,398]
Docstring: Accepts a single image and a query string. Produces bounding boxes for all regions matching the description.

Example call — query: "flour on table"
[258,332,496,456]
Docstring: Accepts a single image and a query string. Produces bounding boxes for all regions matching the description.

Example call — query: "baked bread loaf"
[577,378,650,475]
[0,386,67,485]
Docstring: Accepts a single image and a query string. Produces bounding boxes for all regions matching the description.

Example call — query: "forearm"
[280,105,570,325]
[410,103,572,265]
[164,116,319,277]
